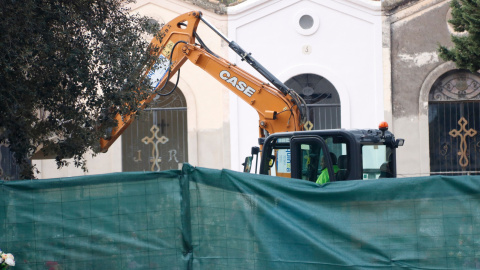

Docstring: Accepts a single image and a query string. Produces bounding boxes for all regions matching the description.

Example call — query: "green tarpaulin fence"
[1,164,480,269]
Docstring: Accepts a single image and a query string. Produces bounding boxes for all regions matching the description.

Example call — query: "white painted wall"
[227,0,384,171]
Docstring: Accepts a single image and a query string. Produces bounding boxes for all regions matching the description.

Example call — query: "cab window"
[323,137,349,181]
[361,145,394,179]
[262,137,291,178]
[298,143,325,182]
[262,135,350,182]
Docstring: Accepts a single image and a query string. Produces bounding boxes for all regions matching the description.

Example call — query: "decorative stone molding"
[182,0,245,14]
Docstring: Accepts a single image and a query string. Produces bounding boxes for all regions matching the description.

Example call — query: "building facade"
[31,0,475,179]
[227,0,385,171]
[384,0,480,177]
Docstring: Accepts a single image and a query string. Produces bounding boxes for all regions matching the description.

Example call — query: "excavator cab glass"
[361,144,395,179]
[260,134,341,182]
[290,136,335,182]
[259,136,291,178]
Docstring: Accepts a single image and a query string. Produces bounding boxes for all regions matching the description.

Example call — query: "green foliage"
[0,0,161,178]
[439,0,480,72]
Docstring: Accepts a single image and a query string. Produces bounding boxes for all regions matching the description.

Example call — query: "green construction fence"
[1,163,480,269]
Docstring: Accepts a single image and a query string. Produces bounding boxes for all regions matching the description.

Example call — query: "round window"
[299,15,314,30]
[294,11,319,36]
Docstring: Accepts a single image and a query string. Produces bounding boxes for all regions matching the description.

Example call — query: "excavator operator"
[316,152,339,184]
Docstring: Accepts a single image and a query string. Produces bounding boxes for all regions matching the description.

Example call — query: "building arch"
[121,82,189,171]
[427,69,480,175]
[278,64,351,128]
[285,73,341,130]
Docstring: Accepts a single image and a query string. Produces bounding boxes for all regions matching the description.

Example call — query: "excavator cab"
[258,125,404,182]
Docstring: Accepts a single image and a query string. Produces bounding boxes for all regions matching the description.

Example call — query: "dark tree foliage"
[439,0,480,72]
[0,0,161,179]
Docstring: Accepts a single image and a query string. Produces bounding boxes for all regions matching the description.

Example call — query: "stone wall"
[385,0,454,177]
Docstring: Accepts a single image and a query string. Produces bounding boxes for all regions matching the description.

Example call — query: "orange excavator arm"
[100,11,306,152]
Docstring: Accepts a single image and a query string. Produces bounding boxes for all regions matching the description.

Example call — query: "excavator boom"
[100,11,305,152]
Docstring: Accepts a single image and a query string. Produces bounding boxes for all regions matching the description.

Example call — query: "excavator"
[100,11,404,182]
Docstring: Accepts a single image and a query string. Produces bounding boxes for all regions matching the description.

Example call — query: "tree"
[0,0,161,179]
[438,0,480,72]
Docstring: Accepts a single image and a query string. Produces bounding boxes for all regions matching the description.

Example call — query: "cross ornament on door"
[142,125,169,171]
[449,117,477,168]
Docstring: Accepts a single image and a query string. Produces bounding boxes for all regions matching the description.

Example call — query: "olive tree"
[0,0,161,178]
[439,0,480,72]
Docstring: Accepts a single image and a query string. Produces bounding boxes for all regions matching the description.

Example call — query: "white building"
[227,0,386,171]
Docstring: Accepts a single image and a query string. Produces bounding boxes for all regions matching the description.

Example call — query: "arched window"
[122,82,188,171]
[429,69,480,175]
[285,73,340,130]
